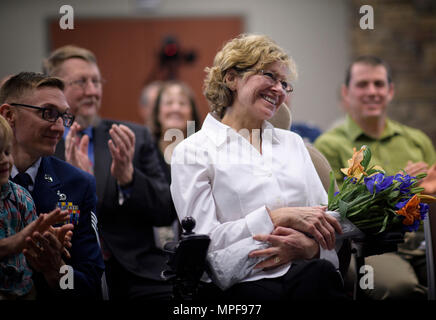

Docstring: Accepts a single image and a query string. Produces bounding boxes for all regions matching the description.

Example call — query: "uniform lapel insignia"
[44,174,53,182]
[57,190,67,201]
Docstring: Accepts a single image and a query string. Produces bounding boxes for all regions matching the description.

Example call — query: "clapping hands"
[108,124,135,186]
[22,208,74,288]
[65,122,93,174]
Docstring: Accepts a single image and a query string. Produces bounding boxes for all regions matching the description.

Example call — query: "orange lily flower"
[341,147,367,179]
[396,195,421,225]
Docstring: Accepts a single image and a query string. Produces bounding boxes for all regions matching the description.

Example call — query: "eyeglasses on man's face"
[67,77,106,90]
[10,103,75,127]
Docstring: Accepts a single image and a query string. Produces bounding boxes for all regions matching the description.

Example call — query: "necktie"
[12,172,33,191]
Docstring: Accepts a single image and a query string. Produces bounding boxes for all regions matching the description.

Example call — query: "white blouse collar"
[202,113,280,148]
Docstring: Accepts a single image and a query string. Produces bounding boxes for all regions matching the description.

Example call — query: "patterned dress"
[0,180,37,296]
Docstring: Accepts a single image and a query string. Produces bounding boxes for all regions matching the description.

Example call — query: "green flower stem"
[352,216,386,226]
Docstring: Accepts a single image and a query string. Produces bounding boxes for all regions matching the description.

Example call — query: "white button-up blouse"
[170,113,338,287]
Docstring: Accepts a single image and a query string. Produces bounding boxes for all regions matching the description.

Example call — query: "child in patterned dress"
[0,115,70,299]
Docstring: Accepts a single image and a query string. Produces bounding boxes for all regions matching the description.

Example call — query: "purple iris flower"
[420,202,429,220]
[395,198,410,210]
[394,174,415,194]
[364,173,394,194]
[404,220,420,232]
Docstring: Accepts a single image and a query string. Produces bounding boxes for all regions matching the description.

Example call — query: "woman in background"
[152,80,200,183]
[152,80,200,246]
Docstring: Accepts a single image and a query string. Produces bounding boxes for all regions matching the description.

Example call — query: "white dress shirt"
[171,113,338,288]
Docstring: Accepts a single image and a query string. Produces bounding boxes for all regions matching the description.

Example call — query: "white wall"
[0,0,350,130]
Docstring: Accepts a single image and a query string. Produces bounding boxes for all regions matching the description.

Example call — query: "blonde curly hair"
[203,34,297,117]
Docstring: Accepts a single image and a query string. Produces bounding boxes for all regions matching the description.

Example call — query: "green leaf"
[338,200,349,219]
[377,214,390,234]
[327,171,336,209]
[366,167,385,176]
[415,173,427,180]
[410,181,420,188]
[361,145,371,170]
[386,190,400,200]
[410,187,425,194]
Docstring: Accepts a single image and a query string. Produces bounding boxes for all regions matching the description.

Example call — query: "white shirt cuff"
[245,206,274,236]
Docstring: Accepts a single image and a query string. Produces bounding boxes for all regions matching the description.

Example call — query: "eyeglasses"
[10,103,75,127]
[67,77,106,90]
[247,69,293,93]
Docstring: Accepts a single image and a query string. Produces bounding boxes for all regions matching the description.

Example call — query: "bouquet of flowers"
[327,145,435,238]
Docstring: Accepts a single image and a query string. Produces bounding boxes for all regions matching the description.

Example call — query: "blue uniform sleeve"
[66,174,105,298]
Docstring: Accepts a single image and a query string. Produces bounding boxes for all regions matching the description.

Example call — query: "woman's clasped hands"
[249,206,342,269]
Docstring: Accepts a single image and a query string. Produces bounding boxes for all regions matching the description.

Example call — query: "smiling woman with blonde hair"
[170,34,347,301]
[204,34,297,119]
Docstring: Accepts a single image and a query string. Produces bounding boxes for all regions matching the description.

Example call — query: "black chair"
[350,232,404,300]
[161,216,210,300]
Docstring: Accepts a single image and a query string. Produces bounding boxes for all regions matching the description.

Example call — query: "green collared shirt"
[314,116,436,186]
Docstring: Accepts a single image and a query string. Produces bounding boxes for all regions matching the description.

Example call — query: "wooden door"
[49,17,243,124]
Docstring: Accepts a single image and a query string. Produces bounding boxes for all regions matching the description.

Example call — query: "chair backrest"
[161,217,211,300]
[268,103,292,131]
[269,104,338,193]
[306,143,339,193]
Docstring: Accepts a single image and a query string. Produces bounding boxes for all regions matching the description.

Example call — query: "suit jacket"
[32,156,104,299]
[55,118,174,280]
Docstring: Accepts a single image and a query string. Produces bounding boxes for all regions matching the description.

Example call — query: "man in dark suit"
[0,72,104,298]
[44,45,175,299]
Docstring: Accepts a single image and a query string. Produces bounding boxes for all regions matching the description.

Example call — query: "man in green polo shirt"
[315,56,436,300]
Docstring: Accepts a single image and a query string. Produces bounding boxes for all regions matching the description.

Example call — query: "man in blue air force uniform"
[0,72,104,299]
